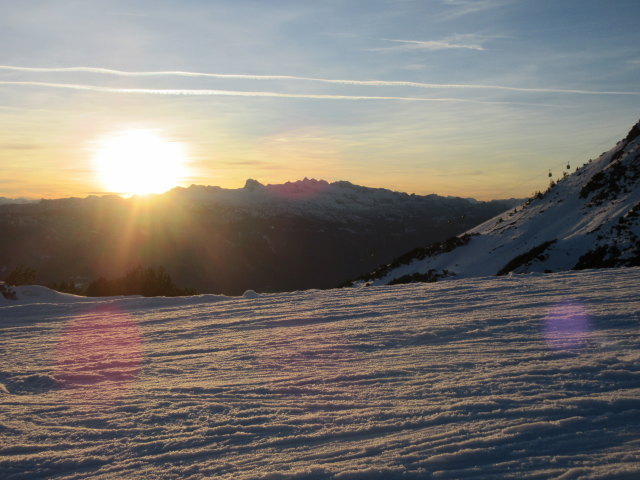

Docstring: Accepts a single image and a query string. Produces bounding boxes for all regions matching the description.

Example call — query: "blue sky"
[1,0,639,199]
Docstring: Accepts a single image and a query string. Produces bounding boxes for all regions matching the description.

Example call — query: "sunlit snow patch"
[544,301,591,351]
[54,304,143,402]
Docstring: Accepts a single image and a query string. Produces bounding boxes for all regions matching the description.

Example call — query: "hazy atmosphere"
[2,0,640,199]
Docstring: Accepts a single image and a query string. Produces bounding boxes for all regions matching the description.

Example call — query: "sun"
[93,129,188,196]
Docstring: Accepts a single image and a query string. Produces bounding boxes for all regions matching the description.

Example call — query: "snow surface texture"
[363,121,640,286]
[2,268,640,479]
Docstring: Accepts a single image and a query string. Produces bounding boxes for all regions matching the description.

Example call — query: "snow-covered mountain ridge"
[0,180,518,294]
[356,120,640,286]
[167,177,517,223]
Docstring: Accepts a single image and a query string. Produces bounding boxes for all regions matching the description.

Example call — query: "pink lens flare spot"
[54,304,143,401]
[544,301,591,351]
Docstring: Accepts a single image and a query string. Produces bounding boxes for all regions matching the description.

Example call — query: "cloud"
[400,64,428,71]
[217,160,280,167]
[376,37,485,52]
[435,169,485,177]
[85,191,124,195]
[441,0,508,17]
[0,143,41,150]
[0,80,554,106]
[1,65,639,97]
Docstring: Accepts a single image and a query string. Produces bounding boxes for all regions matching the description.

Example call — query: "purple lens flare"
[544,301,591,351]
[54,304,143,402]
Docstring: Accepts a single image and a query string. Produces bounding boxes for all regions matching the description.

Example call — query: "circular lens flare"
[54,304,143,402]
[544,301,591,351]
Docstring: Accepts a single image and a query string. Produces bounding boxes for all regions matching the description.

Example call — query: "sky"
[1,0,639,200]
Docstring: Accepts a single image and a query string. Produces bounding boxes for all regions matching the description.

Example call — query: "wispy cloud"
[0,143,41,151]
[1,65,639,97]
[1,80,534,105]
[441,0,508,17]
[0,65,306,80]
[377,36,485,52]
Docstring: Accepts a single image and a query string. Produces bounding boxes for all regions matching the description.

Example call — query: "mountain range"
[353,120,640,286]
[0,179,518,295]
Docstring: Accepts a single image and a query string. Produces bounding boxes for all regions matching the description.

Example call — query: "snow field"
[1,268,640,479]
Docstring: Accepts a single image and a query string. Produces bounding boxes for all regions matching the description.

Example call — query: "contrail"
[0,80,553,106]
[1,65,639,96]
[379,38,485,51]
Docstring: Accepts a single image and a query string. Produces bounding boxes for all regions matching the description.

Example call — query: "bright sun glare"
[93,130,187,196]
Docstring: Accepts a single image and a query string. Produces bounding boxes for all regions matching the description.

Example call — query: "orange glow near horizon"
[92,130,188,196]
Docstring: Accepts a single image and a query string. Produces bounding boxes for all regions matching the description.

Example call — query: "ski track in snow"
[1,268,640,479]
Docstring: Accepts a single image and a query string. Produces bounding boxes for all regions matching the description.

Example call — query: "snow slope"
[359,121,640,286]
[2,267,640,479]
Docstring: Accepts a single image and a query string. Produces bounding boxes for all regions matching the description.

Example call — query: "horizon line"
[2,178,528,202]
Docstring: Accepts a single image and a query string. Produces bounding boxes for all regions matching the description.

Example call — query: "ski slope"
[2,268,640,479]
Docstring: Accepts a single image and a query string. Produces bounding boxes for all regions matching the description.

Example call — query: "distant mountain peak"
[244,178,264,190]
[284,177,328,186]
[264,178,330,199]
